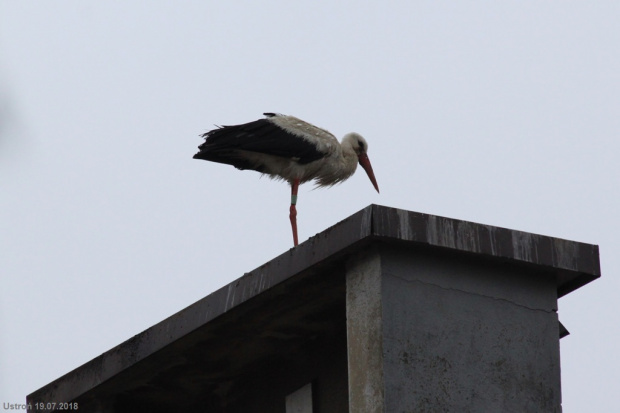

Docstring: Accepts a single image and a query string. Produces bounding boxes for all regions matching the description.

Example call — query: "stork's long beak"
[358,153,380,193]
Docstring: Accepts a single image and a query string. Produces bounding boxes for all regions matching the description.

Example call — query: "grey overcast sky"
[1,1,618,410]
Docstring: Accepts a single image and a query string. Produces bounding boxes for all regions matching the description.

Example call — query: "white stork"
[193,113,379,246]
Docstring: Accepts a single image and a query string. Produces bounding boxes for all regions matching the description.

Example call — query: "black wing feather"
[193,117,325,172]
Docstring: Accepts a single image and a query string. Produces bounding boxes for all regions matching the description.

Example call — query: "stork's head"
[343,133,380,193]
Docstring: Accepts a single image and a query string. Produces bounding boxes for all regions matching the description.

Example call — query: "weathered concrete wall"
[29,205,597,412]
[346,249,384,413]
[346,244,561,412]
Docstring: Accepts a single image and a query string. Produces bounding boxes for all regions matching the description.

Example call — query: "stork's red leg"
[289,179,300,246]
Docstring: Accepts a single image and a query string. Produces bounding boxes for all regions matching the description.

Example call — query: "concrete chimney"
[28,205,600,412]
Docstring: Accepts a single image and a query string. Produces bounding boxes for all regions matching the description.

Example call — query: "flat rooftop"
[27,204,601,412]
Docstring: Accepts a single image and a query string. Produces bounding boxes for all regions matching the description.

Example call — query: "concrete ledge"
[369,205,600,297]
